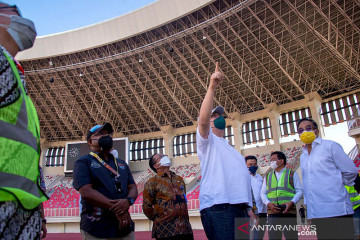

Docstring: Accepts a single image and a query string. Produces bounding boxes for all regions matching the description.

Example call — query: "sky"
[6,0,158,36]
[5,0,357,154]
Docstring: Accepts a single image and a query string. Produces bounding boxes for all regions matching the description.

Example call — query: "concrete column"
[228,112,244,153]
[305,92,324,137]
[267,103,281,149]
[39,138,48,167]
[161,126,174,157]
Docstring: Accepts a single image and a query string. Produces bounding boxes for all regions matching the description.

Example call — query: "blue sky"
[6,0,157,36]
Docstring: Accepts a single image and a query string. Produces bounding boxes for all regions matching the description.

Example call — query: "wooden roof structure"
[20,0,360,142]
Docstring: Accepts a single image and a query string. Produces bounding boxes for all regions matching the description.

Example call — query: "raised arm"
[198,62,224,139]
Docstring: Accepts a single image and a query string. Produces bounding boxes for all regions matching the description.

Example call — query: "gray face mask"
[0,13,37,51]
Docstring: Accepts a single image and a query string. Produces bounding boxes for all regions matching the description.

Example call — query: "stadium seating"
[43,176,80,211]
[353,154,360,168]
[186,185,200,200]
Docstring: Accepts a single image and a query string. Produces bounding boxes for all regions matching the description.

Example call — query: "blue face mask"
[213,115,226,130]
[248,166,258,174]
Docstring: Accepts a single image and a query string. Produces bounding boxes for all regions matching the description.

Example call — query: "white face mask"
[159,156,171,167]
[0,13,37,51]
[270,161,278,170]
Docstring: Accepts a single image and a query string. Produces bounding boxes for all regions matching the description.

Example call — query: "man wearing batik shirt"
[143,153,193,240]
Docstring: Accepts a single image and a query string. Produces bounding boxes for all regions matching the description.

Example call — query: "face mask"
[248,166,258,174]
[213,115,226,130]
[270,161,278,170]
[159,156,171,167]
[98,135,113,151]
[300,131,316,144]
[0,14,37,51]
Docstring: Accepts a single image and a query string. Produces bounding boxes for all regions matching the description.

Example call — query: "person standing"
[245,155,267,240]
[298,204,306,224]
[345,184,360,239]
[197,62,253,240]
[297,117,357,240]
[143,153,193,240]
[73,123,138,240]
[0,3,48,239]
[260,151,303,240]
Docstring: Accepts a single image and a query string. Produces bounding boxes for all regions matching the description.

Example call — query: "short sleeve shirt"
[73,152,135,238]
[196,127,252,211]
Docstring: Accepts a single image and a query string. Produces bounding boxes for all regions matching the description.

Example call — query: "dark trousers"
[268,213,298,240]
[312,214,354,240]
[157,234,194,240]
[200,203,249,240]
[252,213,267,240]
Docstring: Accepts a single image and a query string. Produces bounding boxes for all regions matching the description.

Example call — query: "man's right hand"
[110,199,130,215]
[209,62,224,90]
[267,202,281,214]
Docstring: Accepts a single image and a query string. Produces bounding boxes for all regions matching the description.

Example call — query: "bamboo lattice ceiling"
[20,0,360,142]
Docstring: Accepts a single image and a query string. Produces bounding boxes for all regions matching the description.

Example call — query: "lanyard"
[90,152,119,178]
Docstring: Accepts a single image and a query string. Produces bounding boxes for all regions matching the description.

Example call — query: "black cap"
[86,122,113,140]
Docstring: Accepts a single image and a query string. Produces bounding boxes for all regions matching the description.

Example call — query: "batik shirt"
[0,45,27,108]
[143,171,193,238]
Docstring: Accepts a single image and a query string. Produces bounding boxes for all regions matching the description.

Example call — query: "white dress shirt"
[300,137,358,219]
[251,173,267,213]
[196,127,252,211]
[261,167,303,206]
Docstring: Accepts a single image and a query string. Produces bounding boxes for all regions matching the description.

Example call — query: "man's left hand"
[41,222,47,239]
[110,199,130,215]
[283,201,294,213]
[116,211,132,229]
[248,209,259,226]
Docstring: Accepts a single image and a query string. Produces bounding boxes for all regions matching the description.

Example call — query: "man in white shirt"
[261,151,303,240]
[197,62,253,240]
[297,117,357,240]
[245,155,267,240]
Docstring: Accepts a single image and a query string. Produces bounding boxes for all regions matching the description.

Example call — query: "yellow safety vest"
[0,51,47,209]
[345,185,360,210]
[266,168,295,205]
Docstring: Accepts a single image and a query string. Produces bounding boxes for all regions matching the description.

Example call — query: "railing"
[347,107,360,130]
[348,145,359,160]
[44,207,79,218]
[44,199,201,218]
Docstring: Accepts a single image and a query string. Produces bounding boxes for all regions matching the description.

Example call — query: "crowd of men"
[1,2,360,240]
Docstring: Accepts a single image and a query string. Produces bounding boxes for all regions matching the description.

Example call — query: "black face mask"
[98,135,113,151]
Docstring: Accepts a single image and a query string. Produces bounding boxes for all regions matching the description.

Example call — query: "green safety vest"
[0,51,47,209]
[345,185,360,210]
[266,168,295,205]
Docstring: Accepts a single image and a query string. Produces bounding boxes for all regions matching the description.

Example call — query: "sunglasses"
[0,5,22,17]
[297,126,314,135]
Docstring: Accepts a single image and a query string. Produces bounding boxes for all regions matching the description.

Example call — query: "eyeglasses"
[297,126,314,134]
[0,5,22,17]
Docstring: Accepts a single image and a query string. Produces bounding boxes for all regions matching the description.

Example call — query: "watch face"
[69,147,79,158]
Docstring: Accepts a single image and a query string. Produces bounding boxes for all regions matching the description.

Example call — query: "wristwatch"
[127,197,135,206]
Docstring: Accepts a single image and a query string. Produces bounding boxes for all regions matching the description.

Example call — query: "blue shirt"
[73,153,135,238]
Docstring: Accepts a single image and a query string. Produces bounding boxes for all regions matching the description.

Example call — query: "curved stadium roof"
[18,0,360,142]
